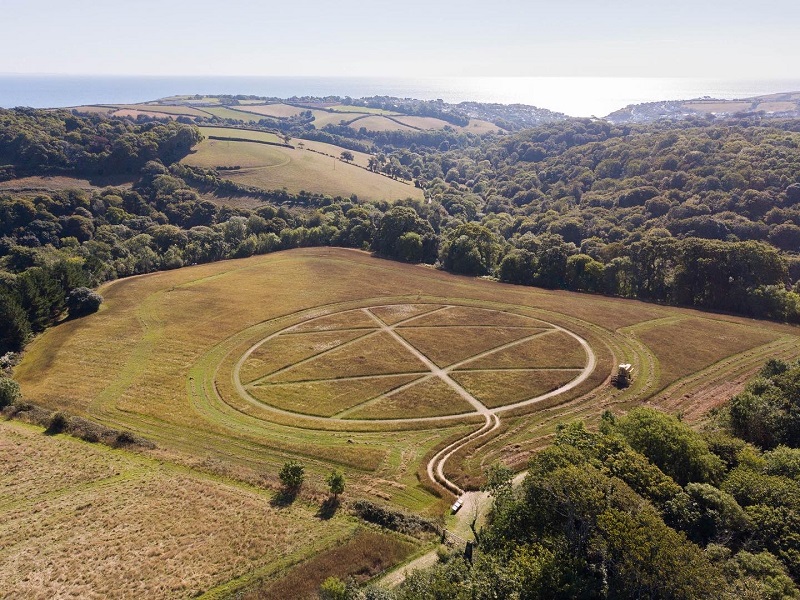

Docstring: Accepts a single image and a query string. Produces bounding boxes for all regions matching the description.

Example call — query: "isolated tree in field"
[327,469,345,499]
[340,151,354,163]
[278,460,305,491]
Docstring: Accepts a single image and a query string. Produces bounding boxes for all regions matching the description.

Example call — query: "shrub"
[45,411,68,435]
[66,287,103,318]
[0,377,21,407]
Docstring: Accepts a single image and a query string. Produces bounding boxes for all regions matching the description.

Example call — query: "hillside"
[607,91,800,123]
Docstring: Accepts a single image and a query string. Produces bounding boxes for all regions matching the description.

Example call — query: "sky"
[2,0,798,78]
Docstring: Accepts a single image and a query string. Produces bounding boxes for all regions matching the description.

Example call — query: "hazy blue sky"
[2,0,797,77]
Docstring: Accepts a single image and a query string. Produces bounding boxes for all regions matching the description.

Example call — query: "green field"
[181,138,421,201]
[199,126,283,145]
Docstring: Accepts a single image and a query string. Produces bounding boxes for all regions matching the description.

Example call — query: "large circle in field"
[233,303,594,421]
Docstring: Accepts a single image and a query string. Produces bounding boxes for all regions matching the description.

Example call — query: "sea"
[1,75,800,118]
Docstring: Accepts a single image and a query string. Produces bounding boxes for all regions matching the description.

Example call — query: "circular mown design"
[231,303,594,421]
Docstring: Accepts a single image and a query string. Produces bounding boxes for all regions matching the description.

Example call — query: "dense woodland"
[1,108,800,359]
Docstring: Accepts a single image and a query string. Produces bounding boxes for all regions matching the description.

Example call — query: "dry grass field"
[392,115,452,129]
[201,106,269,122]
[349,116,417,132]
[180,138,422,201]
[112,103,211,118]
[684,101,753,113]
[0,420,376,599]
[14,247,799,504]
[10,248,800,597]
[235,103,308,118]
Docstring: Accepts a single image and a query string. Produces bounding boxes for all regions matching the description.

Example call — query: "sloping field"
[112,103,210,117]
[181,138,421,201]
[0,420,369,599]
[392,115,451,129]
[111,108,180,120]
[14,248,800,509]
[329,105,402,115]
[311,110,368,128]
[202,106,270,122]
[199,126,283,145]
[461,119,502,134]
[294,138,373,169]
[235,103,308,118]
[349,115,417,132]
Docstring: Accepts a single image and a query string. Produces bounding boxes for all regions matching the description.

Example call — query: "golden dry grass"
[396,326,539,368]
[289,309,378,332]
[0,421,360,600]
[111,108,179,120]
[248,374,421,417]
[346,376,475,419]
[268,331,428,383]
[310,110,368,128]
[0,175,133,192]
[235,103,308,118]
[201,106,271,122]
[328,105,402,115]
[450,369,581,408]
[406,305,547,328]
[240,329,368,384]
[633,316,781,391]
[349,116,417,132]
[684,101,752,113]
[113,104,210,117]
[755,101,798,113]
[392,116,451,129]
[463,330,586,369]
[369,304,443,325]
[460,119,503,134]
[14,248,799,516]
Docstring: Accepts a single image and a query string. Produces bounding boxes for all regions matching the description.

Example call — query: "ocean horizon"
[2,75,800,118]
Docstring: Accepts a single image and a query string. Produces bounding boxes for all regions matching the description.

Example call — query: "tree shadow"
[270,488,299,507]
[316,497,340,520]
